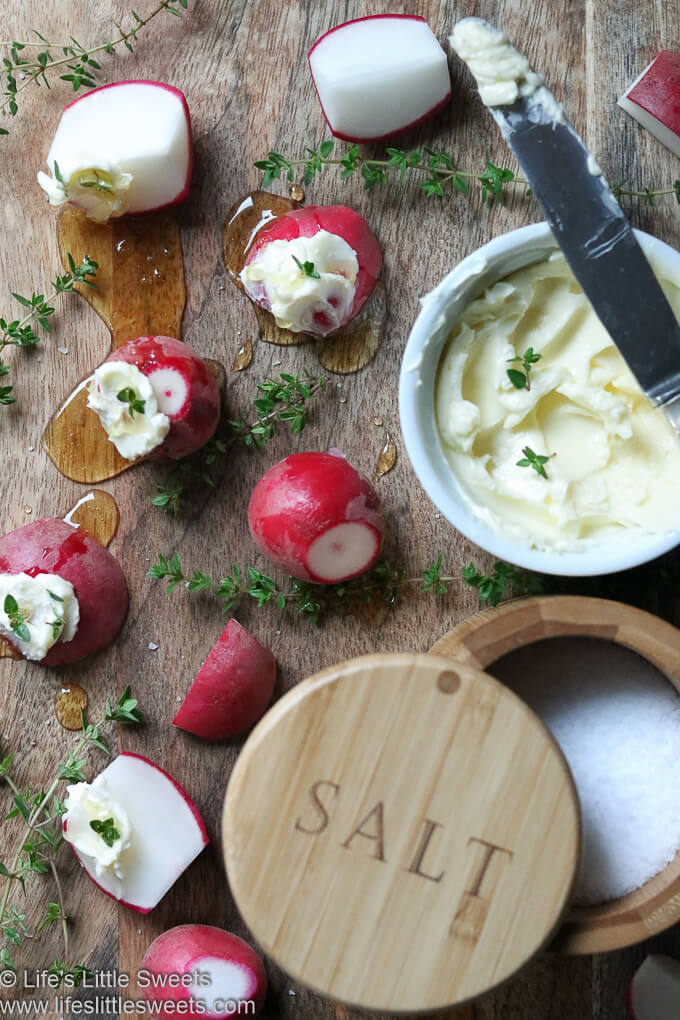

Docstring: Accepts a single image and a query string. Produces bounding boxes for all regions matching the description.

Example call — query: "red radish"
[308,16,451,142]
[65,752,208,914]
[108,335,220,460]
[174,620,277,740]
[248,451,383,583]
[141,925,267,1018]
[241,205,381,337]
[627,954,680,1019]
[618,51,680,158]
[0,517,127,666]
[37,81,192,222]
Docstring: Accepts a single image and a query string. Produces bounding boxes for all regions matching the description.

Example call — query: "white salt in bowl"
[431,595,680,954]
[399,222,680,576]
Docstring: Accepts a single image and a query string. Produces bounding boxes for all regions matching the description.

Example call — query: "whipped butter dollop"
[240,229,359,336]
[435,253,680,551]
[0,572,79,661]
[38,165,132,223]
[63,775,131,891]
[87,362,169,460]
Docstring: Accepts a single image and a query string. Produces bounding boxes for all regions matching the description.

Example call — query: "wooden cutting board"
[1,1,679,1018]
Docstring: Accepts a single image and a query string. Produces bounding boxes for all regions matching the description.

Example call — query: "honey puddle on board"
[222,190,387,374]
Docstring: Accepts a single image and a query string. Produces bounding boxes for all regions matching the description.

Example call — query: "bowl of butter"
[399,222,680,575]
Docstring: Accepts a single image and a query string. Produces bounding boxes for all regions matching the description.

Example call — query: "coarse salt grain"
[493,636,680,905]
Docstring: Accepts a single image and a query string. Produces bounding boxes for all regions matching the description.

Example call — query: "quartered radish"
[174,619,277,740]
[108,336,220,460]
[619,51,680,157]
[627,955,680,1020]
[64,752,208,914]
[241,205,381,337]
[0,517,128,666]
[308,15,451,142]
[141,925,267,1018]
[248,451,383,583]
[37,81,192,223]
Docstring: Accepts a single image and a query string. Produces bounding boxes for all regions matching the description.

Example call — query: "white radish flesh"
[628,955,680,1020]
[148,366,191,419]
[70,753,207,913]
[308,16,451,142]
[305,521,380,582]
[38,81,191,221]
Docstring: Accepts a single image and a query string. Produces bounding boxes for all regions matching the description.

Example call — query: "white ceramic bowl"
[399,222,680,576]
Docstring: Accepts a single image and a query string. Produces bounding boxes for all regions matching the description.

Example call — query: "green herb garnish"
[117,387,146,416]
[3,596,29,643]
[507,347,542,390]
[89,818,120,848]
[292,255,320,279]
[517,445,553,479]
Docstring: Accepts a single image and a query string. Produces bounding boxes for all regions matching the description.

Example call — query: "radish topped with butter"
[37,81,192,223]
[0,517,128,666]
[309,15,451,142]
[248,451,384,583]
[240,205,381,337]
[63,752,208,913]
[88,335,220,461]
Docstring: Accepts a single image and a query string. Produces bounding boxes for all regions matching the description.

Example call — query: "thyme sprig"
[117,386,145,417]
[517,445,554,479]
[0,688,143,976]
[507,347,542,390]
[148,551,542,623]
[256,141,680,208]
[0,253,98,407]
[152,371,327,516]
[1,0,189,134]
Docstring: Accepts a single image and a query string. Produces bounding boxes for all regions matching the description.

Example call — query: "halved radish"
[0,517,128,666]
[174,620,277,740]
[241,205,381,337]
[618,51,680,158]
[627,955,680,1020]
[37,81,192,222]
[308,16,451,142]
[141,925,267,1018]
[107,336,220,460]
[64,752,208,914]
[248,451,383,583]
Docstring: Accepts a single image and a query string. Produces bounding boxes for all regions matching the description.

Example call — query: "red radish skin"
[308,15,451,142]
[244,205,381,332]
[60,80,192,215]
[0,517,128,665]
[625,52,680,137]
[67,752,209,914]
[174,620,277,740]
[141,925,267,1018]
[108,336,220,460]
[248,451,383,583]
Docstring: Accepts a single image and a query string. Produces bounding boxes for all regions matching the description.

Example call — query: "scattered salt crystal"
[57,346,69,355]
[28,446,34,452]
[275,630,281,636]
[494,637,680,905]
[176,696,182,703]
[288,989,296,996]
[148,642,158,651]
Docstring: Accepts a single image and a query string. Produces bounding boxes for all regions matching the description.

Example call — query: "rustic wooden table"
[1,1,679,1018]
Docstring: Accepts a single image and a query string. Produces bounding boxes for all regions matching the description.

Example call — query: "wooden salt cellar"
[430,595,680,955]
[223,652,580,1013]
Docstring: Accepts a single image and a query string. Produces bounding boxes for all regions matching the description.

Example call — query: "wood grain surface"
[0,1,679,1019]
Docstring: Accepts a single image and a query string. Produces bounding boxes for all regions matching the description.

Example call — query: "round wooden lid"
[222,653,580,1013]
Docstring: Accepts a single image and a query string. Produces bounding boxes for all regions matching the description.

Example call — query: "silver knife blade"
[454,20,680,415]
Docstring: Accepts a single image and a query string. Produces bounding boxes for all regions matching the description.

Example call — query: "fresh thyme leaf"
[291,255,321,279]
[422,554,448,595]
[516,445,553,479]
[3,595,30,643]
[89,817,120,847]
[117,386,146,416]
[507,347,542,390]
[507,368,528,390]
